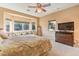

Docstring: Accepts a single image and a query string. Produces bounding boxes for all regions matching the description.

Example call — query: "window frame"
[5,18,11,32]
[14,21,30,31]
[48,20,56,31]
[32,22,36,31]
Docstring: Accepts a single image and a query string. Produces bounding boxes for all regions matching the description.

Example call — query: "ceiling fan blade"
[28,6,36,8]
[37,3,42,7]
[42,8,46,12]
[43,3,51,7]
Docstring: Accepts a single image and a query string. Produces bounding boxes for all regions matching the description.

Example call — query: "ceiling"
[0,3,78,17]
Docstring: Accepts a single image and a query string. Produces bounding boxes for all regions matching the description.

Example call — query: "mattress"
[0,35,52,56]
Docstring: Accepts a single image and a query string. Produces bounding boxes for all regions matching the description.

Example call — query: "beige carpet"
[48,40,79,56]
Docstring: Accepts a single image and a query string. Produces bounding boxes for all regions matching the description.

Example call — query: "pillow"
[25,32,29,34]
[0,36,3,40]
[0,36,4,42]
[0,35,8,39]
[0,35,7,43]
[0,30,9,39]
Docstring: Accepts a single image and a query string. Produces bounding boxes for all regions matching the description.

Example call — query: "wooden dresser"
[55,31,74,46]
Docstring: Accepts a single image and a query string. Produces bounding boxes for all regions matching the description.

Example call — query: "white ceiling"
[0,3,78,17]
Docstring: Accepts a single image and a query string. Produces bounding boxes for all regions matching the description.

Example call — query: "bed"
[0,34,52,56]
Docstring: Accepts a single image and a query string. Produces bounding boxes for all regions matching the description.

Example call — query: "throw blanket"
[0,35,52,56]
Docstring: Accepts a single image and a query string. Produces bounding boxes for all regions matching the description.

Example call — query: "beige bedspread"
[0,35,52,56]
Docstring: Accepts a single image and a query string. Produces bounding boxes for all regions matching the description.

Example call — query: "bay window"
[14,21,29,31]
[5,18,36,32]
[32,22,36,31]
[23,22,29,30]
[14,21,22,31]
[5,18,11,32]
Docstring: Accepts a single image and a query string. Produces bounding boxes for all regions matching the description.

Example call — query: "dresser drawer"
[55,31,74,46]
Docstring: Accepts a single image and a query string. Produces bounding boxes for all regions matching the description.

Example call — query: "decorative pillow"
[0,36,3,40]
[25,32,29,34]
[0,35,8,39]
[29,31,33,34]
[0,30,9,39]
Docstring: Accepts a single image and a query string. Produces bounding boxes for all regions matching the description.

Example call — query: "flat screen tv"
[58,22,74,30]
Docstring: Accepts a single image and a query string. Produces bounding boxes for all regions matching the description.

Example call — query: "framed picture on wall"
[48,20,56,31]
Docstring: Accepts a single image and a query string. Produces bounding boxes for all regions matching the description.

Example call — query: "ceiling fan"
[28,3,51,13]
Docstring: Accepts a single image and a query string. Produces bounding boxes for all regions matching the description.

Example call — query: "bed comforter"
[0,35,52,56]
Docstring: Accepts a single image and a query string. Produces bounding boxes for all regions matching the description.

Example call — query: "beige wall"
[40,5,79,44]
[0,8,4,28]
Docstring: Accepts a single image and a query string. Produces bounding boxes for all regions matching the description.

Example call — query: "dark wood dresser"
[55,31,74,46]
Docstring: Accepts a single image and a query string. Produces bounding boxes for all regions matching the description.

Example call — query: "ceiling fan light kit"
[28,3,51,13]
[36,7,46,13]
